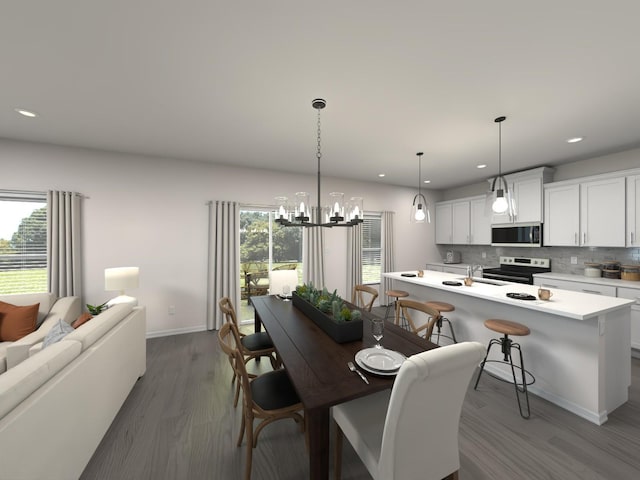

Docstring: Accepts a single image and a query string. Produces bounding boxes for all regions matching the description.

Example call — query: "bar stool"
[384,290,409,327]
[424,301,458,345]
[474,318,534,419]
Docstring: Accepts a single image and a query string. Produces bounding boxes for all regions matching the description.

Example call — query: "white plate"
[355,356,399,376]
[355,348,406,373]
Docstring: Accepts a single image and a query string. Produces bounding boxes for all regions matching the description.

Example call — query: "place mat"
[442,280,462,286]
[506,292,537,301]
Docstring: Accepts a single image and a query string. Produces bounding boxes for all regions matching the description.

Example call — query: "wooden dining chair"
[332,342,486,480]
[232,348,305,480]
[217,321,244,408]
[351,284,379,312]
[218,296,279,370]
[394,299,440,341]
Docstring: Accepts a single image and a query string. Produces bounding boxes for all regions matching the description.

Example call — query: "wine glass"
[371,317,384,349]
[282,284,291,301]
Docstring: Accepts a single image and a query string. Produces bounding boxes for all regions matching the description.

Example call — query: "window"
[362,213,382,284]
[239,208,303,321]
[0,191,47,294]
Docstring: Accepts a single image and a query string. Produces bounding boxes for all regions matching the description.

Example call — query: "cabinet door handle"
[583,232,587,244]
[544,284,558,288]
[582,289,601,295]
[575,232,578,245]
[632,232,635,244]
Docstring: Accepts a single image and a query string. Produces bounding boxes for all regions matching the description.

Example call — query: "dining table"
[251,294,437,480]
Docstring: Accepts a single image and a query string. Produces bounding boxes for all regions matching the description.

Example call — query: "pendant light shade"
[410,152,431,224]
[491,116,514,215]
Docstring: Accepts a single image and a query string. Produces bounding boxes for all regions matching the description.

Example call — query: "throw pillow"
[42,319,75,348]
[72,312,93,329]
[0,301,39,342]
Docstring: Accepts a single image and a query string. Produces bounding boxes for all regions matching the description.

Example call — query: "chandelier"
[275,98,363,228]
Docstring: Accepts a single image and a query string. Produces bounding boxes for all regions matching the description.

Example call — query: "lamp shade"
[105,267,139,292]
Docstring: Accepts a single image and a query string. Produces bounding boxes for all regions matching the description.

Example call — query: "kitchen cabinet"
[544,174,626,247]
[628,175,640,247]
[533,276,617,297]
[435,195,490,245]
[617,287,640,351]
[490,167,555,225]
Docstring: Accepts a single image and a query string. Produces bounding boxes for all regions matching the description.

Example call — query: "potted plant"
[86,301,108,315]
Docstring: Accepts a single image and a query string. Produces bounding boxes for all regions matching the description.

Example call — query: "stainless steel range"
[482,256,551,285]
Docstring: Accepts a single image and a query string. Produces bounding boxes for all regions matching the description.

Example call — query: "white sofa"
[0,303,146,480]
[0,292,81,372]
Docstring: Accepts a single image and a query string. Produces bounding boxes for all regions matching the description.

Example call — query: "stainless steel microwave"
[491,224,542,247]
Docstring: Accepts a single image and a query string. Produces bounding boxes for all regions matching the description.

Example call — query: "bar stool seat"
[474,318,534,419]
[424,301,458,345]
[384,290,409,326]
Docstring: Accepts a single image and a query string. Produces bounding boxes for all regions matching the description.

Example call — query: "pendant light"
[274,98,363,228]
[491,116,511,214]
[410,152,431,224]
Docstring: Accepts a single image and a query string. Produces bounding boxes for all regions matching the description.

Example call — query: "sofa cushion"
[72,312,93,329]
[42,319,75,348]
[0,341,10,373]
[0,293,56,327]
[0,339,82,419]
[64,304,133,350]
[0,301,39,341]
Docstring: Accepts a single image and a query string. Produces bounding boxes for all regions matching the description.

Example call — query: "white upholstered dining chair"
[332,341,485,480]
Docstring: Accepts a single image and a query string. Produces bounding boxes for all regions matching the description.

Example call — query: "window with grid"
[0,191,48,294]
[361,213,382,284]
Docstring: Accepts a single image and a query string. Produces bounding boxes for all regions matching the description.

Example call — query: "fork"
[348,361,369,384]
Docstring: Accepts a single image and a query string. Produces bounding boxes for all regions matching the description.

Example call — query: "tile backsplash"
[436,245,640,274]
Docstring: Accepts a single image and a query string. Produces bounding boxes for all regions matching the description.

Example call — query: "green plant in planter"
[86,301,108,315]
[295,283,362,323]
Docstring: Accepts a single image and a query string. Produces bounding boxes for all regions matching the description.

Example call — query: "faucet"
[472,264,484,278]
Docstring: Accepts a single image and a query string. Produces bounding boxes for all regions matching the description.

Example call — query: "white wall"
[1,138,440,336]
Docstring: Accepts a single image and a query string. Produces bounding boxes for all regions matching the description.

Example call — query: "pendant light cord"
[316,106,322,221]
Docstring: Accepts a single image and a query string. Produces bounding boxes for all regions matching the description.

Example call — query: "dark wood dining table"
[251,295,437,480]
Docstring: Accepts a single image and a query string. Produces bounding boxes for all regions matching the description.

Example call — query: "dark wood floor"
[81,328,640,480]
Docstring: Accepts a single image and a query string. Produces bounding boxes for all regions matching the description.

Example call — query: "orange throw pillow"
[72,312,93,329]
[0,301,39,341]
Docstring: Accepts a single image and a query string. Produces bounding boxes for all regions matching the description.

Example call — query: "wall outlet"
[570,256,578,265]
[482,252,487,259]
[168,305,176,315]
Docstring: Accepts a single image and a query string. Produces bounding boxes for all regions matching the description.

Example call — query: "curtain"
[303,208,325,287]
[47,191,82,298]
[206,201,240,330]
[381,211,395,306]
[346,223,362,299]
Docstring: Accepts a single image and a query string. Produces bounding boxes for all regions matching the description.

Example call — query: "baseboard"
[146,325,207,339]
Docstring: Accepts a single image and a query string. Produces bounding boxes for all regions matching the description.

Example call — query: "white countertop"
[533,271,640,290]
[384,271,635,321]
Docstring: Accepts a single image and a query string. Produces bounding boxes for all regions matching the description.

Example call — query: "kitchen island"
[384,270,635,425]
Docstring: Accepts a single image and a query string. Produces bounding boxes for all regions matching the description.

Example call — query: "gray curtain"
[303,208,325,288]
[381,211,395,306]
[47,191,82,298]
[206,200,240,330]
[346,223,362,299]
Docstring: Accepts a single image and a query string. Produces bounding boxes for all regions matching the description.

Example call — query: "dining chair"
[232,348,305,480]
[217,321,244,408]
[218,296,279,370]
[394,299,440,341]
[351,284,379,312]
[332,341,486,480]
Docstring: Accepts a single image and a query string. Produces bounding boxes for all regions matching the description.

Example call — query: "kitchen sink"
[457,277,506,286]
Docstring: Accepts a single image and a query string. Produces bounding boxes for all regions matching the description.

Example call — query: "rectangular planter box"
[292,292,363,343]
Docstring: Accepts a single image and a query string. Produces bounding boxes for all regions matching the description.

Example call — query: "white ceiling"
[2,1,640,190]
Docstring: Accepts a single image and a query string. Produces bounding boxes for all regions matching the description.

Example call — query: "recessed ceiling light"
[423,180,431,184]
[567,137,583,144]
[378,173,385,178]
[477,164,487,169]
[15,108,38,118]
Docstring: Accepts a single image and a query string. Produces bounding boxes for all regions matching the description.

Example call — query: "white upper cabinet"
[580,176,626,247]
[544,173,626,247]
[470,196,491,245]
[544,183,580,246]
[628,175,640,247]
[435,202,453,244]
[435,195,491,245]
[490,167,555,225]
